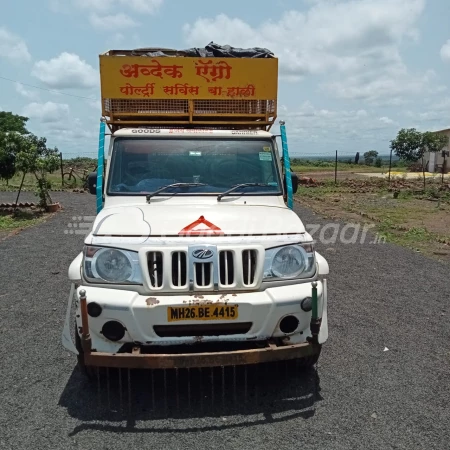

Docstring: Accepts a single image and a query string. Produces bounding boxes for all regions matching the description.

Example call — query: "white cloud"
[52,1,162,31]
[22,101,70,123]
[183,2,425,75]
[15,82,39,100]
[43,118,98,156]
[183,1,430,102]
[0,27,31,62]
[72,0,109,11]
[117,0,162,14]
[31,52,98,89]
[280,101,402,152]
[324,68,440,104]
[406,97,450,125]
[431,97,450,112]
[73,0,162,13]
[441,40,450,63]
[418,112,439,121]
[89,13,139,30]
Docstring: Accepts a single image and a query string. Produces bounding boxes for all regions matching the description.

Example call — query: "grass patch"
[376,219,435,250]
[291,164,407,174]
[295,178,450,261]
[0,172,64,191]
[0,157,96,191]
[0,210,45,234]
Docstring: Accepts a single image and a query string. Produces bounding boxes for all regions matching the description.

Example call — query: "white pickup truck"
[61,127,329,377]
[61,46,329,378]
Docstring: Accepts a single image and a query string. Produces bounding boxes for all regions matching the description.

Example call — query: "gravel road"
[1,192,449,450]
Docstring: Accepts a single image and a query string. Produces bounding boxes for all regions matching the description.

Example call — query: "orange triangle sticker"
[179,215,224,236]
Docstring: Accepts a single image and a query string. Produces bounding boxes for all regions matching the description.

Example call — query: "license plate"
[167,304,238,322]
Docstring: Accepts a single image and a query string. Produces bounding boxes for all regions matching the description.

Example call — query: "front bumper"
[62,280,328,369]
[83,341,322,369]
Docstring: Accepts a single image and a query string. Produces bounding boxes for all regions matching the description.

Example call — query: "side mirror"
[284,171,299,194]
[291,172,299,194]
[87,172,97,195]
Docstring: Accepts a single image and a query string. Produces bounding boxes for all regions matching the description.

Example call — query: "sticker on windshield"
[259,152,273,161]
[189,151,202,157]
[262,146,271,152]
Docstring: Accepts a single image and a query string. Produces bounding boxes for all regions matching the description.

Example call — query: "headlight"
[83,246,143,284]
[272,246,305,278]
[263,244,315,280]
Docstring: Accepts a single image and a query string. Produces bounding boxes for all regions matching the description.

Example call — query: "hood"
[90,203,305,237]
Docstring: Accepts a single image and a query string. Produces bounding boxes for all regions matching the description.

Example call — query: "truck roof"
[113,128,275,138]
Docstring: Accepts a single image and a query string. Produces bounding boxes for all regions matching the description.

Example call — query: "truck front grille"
[194,262,213,288]
[145,246,262,292]
[171,252,187,287]
[219,251,234,286]
[242,250,257,286]
[147,251,163,288]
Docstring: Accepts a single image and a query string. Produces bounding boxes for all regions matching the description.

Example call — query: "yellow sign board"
[99,55,278,100]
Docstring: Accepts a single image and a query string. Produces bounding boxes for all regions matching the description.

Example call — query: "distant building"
[424,128,450,173]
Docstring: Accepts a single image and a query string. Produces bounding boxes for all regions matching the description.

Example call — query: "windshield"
[107,138,282,196]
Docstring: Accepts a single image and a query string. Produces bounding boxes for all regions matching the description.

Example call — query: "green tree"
[391,128,449,189]
[422,131,449,154]
[0,132,17,183]
[0,112,61,207]
[363,150,378,165]
[390,128,423,163]
[1,132,59,207]
[0,112,30,184]
[375,157,383,168]
[14,135,60,208]
[0,111,29,134]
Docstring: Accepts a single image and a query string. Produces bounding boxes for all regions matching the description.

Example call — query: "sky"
[0,0,449,158]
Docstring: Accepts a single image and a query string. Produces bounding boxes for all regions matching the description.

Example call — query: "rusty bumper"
[83,341,320,369]
[78,287,321,370]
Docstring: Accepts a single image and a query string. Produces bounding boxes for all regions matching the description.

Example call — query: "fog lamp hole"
[279,315,299,334]
[102,321,126,341]
[87,302,102,318]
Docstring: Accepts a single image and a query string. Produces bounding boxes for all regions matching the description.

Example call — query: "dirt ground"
[0,208,48,241]
[299,170,371,181]
[296,182,450,263]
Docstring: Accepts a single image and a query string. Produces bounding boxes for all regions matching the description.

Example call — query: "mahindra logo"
[192,249,213,259]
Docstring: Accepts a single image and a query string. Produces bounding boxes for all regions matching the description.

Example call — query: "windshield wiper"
[217,183,272,201]
[146,183,206,202]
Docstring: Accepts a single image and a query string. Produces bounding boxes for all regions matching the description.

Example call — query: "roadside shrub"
[407,161,423,172]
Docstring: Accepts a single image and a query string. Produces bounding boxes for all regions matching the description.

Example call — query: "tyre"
[62,172,76,188]
[74,322,97,380]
